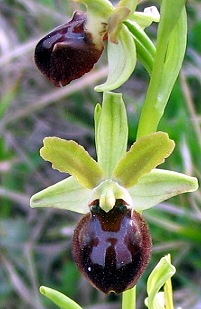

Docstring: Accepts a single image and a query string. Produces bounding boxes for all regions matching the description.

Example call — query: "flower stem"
[122,286,136,309]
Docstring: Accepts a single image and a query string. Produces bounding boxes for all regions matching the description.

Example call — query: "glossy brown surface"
[73,200,152,294]
[34,11,104,87]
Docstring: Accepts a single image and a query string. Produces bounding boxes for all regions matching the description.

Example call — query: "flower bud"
[34,11,104,87]
[73,199,152,294]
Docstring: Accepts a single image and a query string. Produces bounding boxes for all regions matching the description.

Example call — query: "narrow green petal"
[95,24,136,92]
[128,169,198,212]
[113,132,175,188]
[95,92,128,177]
[131,6,160,29]
[145,255,176,309]
[40,286,83,309]
[124,19,155,74]
[30,176,90,214]
[40,137,104,189]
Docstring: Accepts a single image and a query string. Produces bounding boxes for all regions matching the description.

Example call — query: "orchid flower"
[34,0,159,90]
[31,92,197,215]
[30,92,198,294]
[32,0,198,304]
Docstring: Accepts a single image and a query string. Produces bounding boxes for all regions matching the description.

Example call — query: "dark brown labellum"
[34,11,104,87]
[73,200,152,294]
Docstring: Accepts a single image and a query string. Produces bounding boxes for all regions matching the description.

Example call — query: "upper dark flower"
[34,11,104,87]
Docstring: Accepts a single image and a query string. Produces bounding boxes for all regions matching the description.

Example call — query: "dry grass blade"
[0,254,33,306]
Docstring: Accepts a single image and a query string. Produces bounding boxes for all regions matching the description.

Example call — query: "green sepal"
[128,169,198,212]
[30,176,90,214]
[145,255,176,309]
[94,92,128,177]
[40,286,83,309]
[40,137,104,189]
[95,24,136,92]
[78,0,113,47]
[73,0,113,17]
[113,132,175,188]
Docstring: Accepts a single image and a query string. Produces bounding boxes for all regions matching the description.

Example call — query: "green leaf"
[145,255,176,309]
[40,137,104,189]
[137,3,187,138]
[95,24,136,92]
[95,92,128,177]
[30,176,90,214]
[40,286,83,309]
[113,132,175,188]
[128,169,198,212]
[158,0,186,36]
[156,8,187,114]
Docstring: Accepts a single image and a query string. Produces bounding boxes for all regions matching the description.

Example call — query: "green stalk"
[122,286,136,309]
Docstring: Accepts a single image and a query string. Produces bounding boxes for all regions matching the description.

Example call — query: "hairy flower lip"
[73,201,152,294]
[34,11,104,87]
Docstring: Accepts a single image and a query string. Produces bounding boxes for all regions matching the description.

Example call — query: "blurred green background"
[0,0,201,308]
